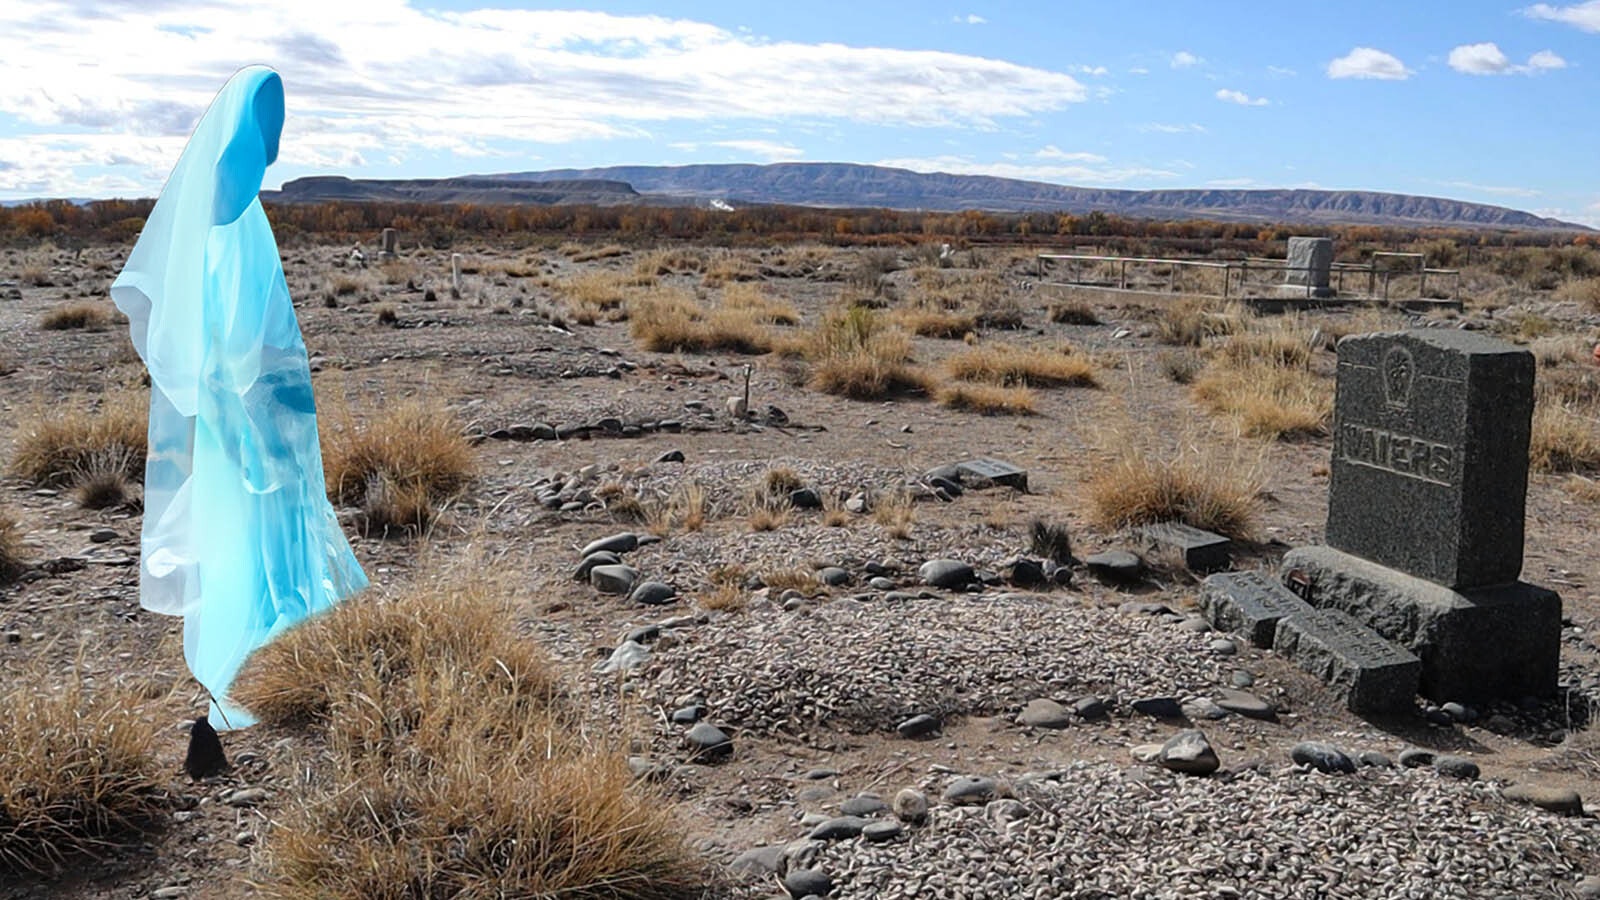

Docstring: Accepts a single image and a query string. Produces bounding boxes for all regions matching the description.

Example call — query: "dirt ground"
[2,235,1599,898]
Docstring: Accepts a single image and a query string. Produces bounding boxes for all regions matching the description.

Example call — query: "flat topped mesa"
[1326,328,1534,590]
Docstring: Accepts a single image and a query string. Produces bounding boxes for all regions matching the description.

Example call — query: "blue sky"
[2,1,1598,223]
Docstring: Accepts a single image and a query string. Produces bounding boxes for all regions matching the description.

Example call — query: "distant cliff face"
[265,176,639,206]
[271,164,1584,231]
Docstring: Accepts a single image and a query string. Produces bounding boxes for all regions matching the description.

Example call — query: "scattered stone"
[1085,550,1144,583]
[685,722,733,761]
[862,819,903,843]
[1214,689,1276,720]
[1501,784,1584,816]
[1434,755,1480,780]
[942,775,1001,806]
[818,567,851,587]
[730,844,787,877]
[929,475,963,497]
[630,581,677,605]
[1398,748,1436,769]
[845,493,869,514]
[839,795,888,817]
[1158,730,1220,776]
[1120,601,1173,616]
[1018,698,1073,729]
[581,532,638,557]
[803,767,840,780]
[919,559,974,589]
[1291,741,1356,774]
[783,868,832,898]
[226,787,267,807]
[1073,696,1108,719]
[868,576,896,591]
[1132,696,1184,719]
[897,714,940,738]
[89,528,117,544]
[790,488,823,509]
[1231,670,1256,688]
[657,449,685,463]
[574,551,622,581]
[1130,743,1163,764]
[1208,638,1238,656]
[1006,558,1047,589]
[1441,701,1474,723]
[625,624,660,644]
[893,789,929,824]
[1357,750,1394,768]
[590,564,640,595]
[596,641,651,674]
[808,815,870,841]
[669,705,704,725]
[1177,615,1211,634]
[986,798,1030,825]
[1182,697,1228,721]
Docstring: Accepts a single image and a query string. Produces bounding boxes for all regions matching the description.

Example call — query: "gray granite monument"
[1282,329,1561,703]
[1283,236,1334,297]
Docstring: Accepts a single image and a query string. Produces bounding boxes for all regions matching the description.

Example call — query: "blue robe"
[111,66,367,729]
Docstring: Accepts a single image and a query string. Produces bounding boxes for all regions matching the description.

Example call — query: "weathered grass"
[1089,430,1264,539]
[40,302,114,331]
[1530,400,1600,474]
[1191,326,1331,440]
[0,666,164,877]
[0,508,23,582]
[936,382,1038,415]
[8,391,147,487]
[797,307,936,400]
[944,343,1097,388]
[320,397,474,517]
[629,290,774,355]
[1048,299,1100,325]
[894,308,976,339]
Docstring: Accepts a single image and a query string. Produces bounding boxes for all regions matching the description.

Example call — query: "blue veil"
[111,66,367,729]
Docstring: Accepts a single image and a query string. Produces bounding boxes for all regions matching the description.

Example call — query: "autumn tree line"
[2,197,1593,264]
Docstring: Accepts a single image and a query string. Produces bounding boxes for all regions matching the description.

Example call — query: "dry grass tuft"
[873,490,917,540]
[747,502,790,532]
[762,466,804,497]
[0,509,24,582]
[760,567,822,596]
[721,283,799,325]
[1048,299,1100,325]
[945,343,1097,388]
[239,575,706,900]
[936,382,1038,415]
[569,243,628,262]
[1089,430,1264,539]
[629,290,774,355]
[558,272,636,324]
[893,308,976,339]
[1530,400,1600,474]
[72,447,137,510]
[1556,277,1600,312]
[1157,350,1202,384]
[40,302,115,331]
[234,577,563,734]
[321,397,474,523]
[1029,519,1075,565]
[0,667,165,877]
[1157,299,1243,346]
[1191,326,1331,441]
[798,307,936,400]
[9,392,147,487]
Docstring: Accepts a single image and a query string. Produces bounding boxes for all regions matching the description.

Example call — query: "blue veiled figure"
[111,66,368,729]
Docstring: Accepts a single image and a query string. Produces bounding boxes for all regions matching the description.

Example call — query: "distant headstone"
[1326,329,1533,589]
[379,227,397,259]
[954,457,1028,491]
[1142,521,1231,571]
[451,253,462,294]
[1284,328,1560,703]
[1272,607,1421,714]
[1284,237,1334,296]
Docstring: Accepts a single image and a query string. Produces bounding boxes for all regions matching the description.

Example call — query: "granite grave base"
[1282,545,1560,703]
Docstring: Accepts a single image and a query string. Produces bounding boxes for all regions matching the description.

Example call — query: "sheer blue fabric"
[111,66,367,729]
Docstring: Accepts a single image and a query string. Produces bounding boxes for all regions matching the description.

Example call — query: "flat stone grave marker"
[1142,521,1231,571]
[1273,607,1421,714]
[1200,570,1313,648]
[955,457,1028,491]
[1327,329,1534,590]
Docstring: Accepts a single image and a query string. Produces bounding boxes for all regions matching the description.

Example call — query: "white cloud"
[1171,51,1203,68]
[1448,42,1566,75]
[0,1,1088,196]
[1035,145,1107,163]
[1267,65,1297,77]
[1442,180,1541,198]
[1070,64,1109,76]
[1327,47,1411,80]
[1215,88,1269,106]
[1206,178,1257,188]
[705,139,803,161]
[1139,122,1207,134]
[1526,1,1600,31]
[874,154,1179,185]
[953,13,987,24]
[1529,49,1569,69]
